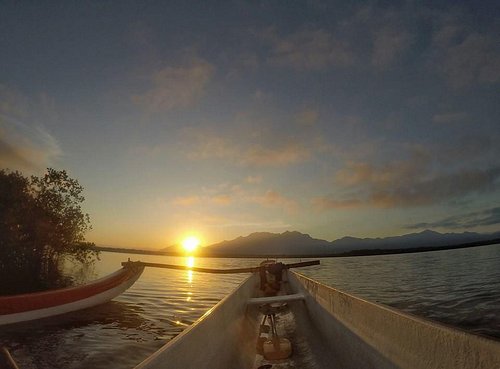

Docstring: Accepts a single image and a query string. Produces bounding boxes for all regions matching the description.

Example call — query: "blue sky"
[1,1,499,248]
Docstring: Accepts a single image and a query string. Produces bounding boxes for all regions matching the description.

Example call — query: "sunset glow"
[1,2,499,248]
[182,237,200,253]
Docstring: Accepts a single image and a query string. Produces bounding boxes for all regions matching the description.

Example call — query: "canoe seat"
[248,293,305,305]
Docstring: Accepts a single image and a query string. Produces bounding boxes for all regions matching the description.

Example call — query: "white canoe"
[0,264,144,326]
[135,269,500,369]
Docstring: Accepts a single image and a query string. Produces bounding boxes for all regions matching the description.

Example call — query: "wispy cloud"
[132,57,214,112]
[172,183,241,208]
[252,190,299,214]
[263,28,353,70]
[243,142,310,166]
[406,207,500,230]
[195,213,292,231]
[171,195,201,207]
[0,120,62,172]
[208,220,292,230]
[171,182,299,214]
[311,197,362,211]
[185,130,311,167]
[0,85,62,172]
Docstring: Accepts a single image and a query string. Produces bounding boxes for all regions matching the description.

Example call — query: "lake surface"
[1,244,499,369]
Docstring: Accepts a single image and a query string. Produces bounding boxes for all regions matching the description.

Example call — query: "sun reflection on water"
[186,256,195,284]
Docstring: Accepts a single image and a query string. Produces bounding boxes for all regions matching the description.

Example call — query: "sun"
[182,236,200,253]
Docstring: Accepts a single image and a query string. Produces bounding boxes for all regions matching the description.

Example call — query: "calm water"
[1,244,499,369]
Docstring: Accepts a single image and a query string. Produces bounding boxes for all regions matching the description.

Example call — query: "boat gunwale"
[0,267,138,300]
[291,270,500,344]
[134,273,255,368]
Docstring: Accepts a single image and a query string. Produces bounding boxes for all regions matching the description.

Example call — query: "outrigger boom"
[121,259,320,274]
[0,260,318,327]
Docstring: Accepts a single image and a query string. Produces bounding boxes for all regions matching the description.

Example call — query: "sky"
[1,0,499,249]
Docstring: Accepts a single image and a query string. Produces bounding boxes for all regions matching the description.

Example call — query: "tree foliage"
[0,168,98,294]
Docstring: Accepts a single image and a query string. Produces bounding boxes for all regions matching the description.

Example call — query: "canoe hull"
[134,269,500,369]
[0,266,144,326]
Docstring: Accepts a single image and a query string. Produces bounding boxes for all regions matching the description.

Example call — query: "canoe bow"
[0,263,144,326]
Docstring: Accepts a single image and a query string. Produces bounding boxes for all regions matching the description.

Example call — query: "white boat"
[0,263,144,326]
[134,265,500,369]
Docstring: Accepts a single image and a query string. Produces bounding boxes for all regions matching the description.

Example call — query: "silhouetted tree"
[0,168,98,294]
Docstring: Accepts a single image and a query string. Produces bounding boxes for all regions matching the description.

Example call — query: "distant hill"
[94,229,500,258]
[204,231,332,256]
[329,230,498,252]
[161,244,183,253]
[201,230,500,257]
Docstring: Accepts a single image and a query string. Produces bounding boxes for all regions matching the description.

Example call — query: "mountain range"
[187,230,500,257]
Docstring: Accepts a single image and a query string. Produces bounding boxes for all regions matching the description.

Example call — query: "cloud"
[171,182,298,214]
[263,28,353,70]
[185,130,311,167]
[252,190,299,214]
[0,123,62,172]
[207,220,292,230]
[132,57,214,112]
[334,151,429,188]
[172,190,235,208]
[371,26,413,68]
[0,86,62,172]
[315,150,500,210]
[338,5,414,69]
[295,108,319,126]
[191,212,292,231]
[185,133,237,161]
[172,195,201,207]
[224,52,260,78]
[432,112,468,124]
[243,142,310,166]
[253,89,273,102]
[0,134,34,169]
[432,25,500,88]
[440,135,498,165]
[0,84,28,117]
[172,183,243,208]
[245,175,262,184]
[311,197,362,211]
[406,207,500,230]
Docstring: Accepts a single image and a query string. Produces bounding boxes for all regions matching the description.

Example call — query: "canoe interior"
[135,270,500,369]
[135,271,339,369]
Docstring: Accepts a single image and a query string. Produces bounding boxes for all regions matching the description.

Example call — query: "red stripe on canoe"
[0,266,142,315]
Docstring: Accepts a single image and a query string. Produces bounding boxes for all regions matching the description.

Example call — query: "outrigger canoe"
[134,261,500,369]
[0,263,144,326]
